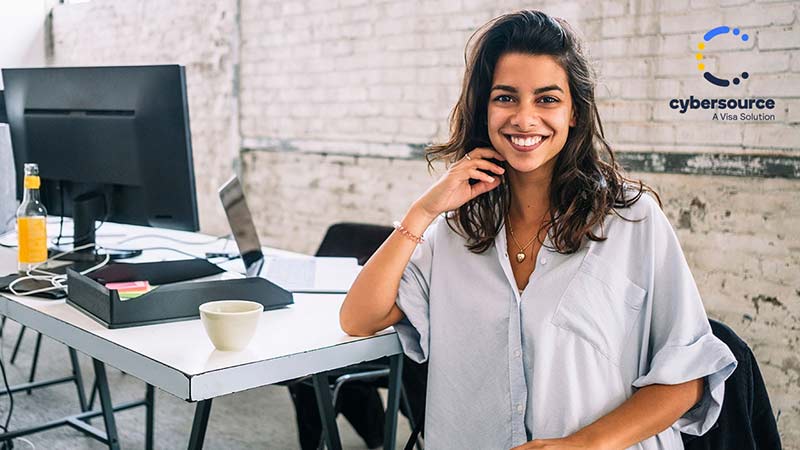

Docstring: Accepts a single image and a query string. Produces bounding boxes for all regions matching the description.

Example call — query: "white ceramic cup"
[199,300,263,351]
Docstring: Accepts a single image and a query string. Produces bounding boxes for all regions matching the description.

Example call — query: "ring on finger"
[464,153,472,161]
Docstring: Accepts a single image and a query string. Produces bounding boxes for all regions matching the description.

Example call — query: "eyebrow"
[491,84,564,95]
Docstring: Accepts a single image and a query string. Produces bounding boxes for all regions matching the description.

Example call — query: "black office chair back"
[314,222,393,265]
[681,319,781,450]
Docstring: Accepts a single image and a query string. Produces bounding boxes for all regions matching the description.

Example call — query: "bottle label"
[24,176,40,190]
[17,217,47,264]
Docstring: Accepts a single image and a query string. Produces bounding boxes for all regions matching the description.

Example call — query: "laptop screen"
[218,176,264,276]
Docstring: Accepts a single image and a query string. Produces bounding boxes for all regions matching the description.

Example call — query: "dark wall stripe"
[244,145,800,179]
[616,152,800,179]
[405,146,800,178]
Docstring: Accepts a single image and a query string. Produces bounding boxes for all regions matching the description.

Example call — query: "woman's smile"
[505,133,549,152]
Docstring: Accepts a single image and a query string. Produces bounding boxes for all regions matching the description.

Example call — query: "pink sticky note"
[105,281,150,292]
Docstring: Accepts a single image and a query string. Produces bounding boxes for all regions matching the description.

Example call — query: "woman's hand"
[414,147,506,219]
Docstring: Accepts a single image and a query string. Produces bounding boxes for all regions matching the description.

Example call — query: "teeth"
[510,135,543,147]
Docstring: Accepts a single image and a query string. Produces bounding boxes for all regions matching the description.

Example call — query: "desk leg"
[69,347,89,412]
[26,332,43,394]
[312,373,342,450]
[10,325,26,364]
[383,354,403,450]
[92,358,121,450]
[187,399,212,450]
[145,384,155,450]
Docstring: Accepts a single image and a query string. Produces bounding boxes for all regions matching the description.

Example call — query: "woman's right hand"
[414,148,506,219]
[341,147,505,336]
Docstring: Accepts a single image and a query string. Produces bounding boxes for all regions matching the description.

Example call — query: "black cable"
[54,181,65,247]
[50,188,109,247]
[0,330,15,449]
[49,217,107,246]
[0,359,12,432]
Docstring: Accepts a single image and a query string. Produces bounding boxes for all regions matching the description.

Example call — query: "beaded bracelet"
[393,221,424,244]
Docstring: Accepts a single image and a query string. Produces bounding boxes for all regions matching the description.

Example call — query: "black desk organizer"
[66,259,294,329]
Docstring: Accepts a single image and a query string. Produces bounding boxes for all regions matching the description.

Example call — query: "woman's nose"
[510,103,539,130]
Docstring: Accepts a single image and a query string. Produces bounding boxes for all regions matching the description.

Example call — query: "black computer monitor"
[3,65,199,259]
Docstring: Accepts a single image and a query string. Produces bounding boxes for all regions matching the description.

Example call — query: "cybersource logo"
[697,26,750,87]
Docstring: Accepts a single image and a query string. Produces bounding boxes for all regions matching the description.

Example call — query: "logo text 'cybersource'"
[669,25,776,121]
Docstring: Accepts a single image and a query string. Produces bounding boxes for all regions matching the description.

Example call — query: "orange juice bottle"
[17,163,48,272]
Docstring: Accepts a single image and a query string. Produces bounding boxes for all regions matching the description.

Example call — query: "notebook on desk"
[218,176,359,294]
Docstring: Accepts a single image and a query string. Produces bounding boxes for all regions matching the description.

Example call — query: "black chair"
[314,222,395,265]
[681,319,781,450]
[286,222,426,450]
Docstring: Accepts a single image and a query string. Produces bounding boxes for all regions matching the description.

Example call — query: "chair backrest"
[315,222,394,265]
[682,318,782,450]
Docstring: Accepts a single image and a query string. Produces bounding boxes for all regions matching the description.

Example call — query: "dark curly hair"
[426,10,661,254]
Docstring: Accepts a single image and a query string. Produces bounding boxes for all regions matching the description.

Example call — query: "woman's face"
[487,52,575,178]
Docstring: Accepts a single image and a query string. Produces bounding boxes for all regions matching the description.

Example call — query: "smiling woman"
[339,10,737,450]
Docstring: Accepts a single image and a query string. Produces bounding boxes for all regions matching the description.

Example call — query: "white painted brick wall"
[239,0,800,156]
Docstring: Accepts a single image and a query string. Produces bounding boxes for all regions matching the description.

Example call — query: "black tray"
[66,259,293,329]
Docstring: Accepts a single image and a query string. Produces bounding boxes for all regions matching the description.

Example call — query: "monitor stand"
[50,192,142,263]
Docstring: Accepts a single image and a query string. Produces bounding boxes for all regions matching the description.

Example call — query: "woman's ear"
[569,110,577,127]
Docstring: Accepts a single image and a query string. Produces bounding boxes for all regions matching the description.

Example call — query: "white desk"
[0,221,404,449]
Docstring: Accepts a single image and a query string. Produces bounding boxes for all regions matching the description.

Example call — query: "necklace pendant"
[516,252,526,263]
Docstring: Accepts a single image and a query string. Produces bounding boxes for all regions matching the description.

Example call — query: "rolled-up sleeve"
[394,219,437,364]
[632,200,737,436]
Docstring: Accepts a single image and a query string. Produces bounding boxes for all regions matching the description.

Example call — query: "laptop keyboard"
[264,257,316,291]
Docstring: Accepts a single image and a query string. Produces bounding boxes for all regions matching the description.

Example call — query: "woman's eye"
[494,95,513,103]
[539,96,559,104]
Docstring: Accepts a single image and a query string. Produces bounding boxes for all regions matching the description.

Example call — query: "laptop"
[218,176,359,293]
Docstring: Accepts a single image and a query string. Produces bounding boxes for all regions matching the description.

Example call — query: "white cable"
[76,253,112,276]
[113,233,230,246]
[50,233,126,246]
[0,231,16,248]
[44,243,96,262]
[15,437,35,449]
[103,246,202,260]
[8,243,111,297]
[6,231,225,296]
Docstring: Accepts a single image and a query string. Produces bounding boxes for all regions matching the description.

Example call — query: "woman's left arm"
[511,377,704,450]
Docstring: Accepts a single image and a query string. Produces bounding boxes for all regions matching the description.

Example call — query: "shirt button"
[516,404,524,413]
[540,257,547,265]
[514,350,521,357]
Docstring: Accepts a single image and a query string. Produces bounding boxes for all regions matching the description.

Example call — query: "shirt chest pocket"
[550,253,647,366]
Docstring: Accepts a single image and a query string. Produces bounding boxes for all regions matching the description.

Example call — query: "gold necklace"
[507,216,540,264]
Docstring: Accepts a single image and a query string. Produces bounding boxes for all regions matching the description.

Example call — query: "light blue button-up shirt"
[395,193,737,449]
